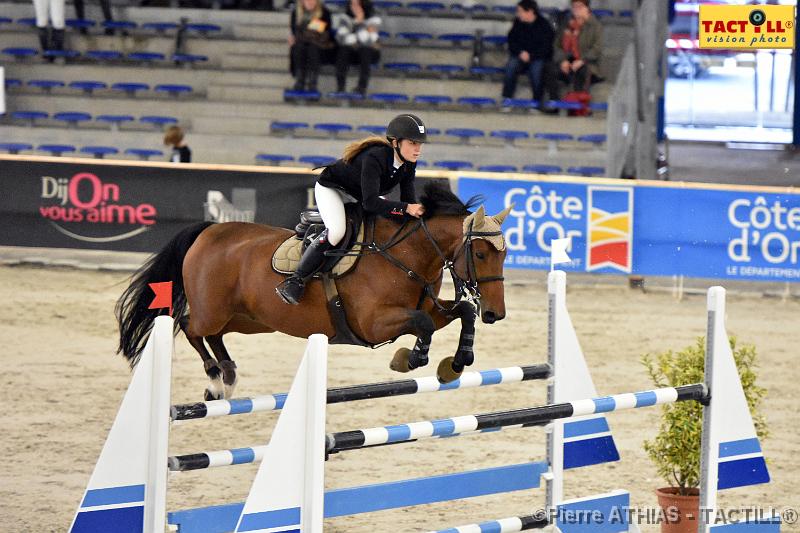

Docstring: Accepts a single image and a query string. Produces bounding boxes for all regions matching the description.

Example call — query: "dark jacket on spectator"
[290,4,335,48]
[507,16,555,61]
[317,143,417,218]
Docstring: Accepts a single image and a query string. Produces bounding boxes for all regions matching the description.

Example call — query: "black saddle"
[293,203,366,274]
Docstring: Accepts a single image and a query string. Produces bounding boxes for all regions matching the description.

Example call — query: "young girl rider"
[276,113,428,305]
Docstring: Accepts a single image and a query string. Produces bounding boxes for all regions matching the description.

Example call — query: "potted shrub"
[641,336,768,533]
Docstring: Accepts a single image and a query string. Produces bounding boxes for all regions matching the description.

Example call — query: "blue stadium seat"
[140,116,178,128]
[128,52,166,62]
[373,0,402,8]
[479,165,517,173]
[96,114,136,129]
[593,9,614,18]
[69,80,108,94]
[4,78,23,89]
[618,10,633,18]
[86,50,123,60]
[491,5,515,13]
[43,49,81,59]
[434,160,473,171]
[408,1,446,10]
[66,18,96,29]
[12,111,48,124]
[438,33,474,46]
[426,64,465,76]
[414,95,452,105]
[172,53,209,65]
[0,143,33,154]
[535,132,574,154]
[125,148,164,160]
[314,123,353,137]
[2,47,38,59]
[154,84,193,97]
[547,100,583,112]
[590,102,609,112]
[298,155,337,167]
[326,0,347,8]
[142,22,180,32]
[54,112,92,126]
[327,91,365,102]
[490,130,529,145]
[483,35,507,46]
[568,166,605,176]
[111,82,150,96]
[103,20,137,30]
[577,134,607,146]
[186,23,222,35]
[284,89,321,101]
[396,32,433,41]
[255,154,294,165]
[415,160,428,167]
[369,93,409,105]
[501,98,537,109]
[378,30,391,39]
[27,79,65,91]
[357,125,387,135]
[80,146,120,158]
[465,4,488,12]
[271,121,310,135]
[0,17,12,25]
[446,128,485,143]
[39,144,76,156]
[469,66,503,77]
[457,96,496,108]
[523,164,562,174]
[384,62,422,74]
[425,127,442,135]
[15,17,36,27]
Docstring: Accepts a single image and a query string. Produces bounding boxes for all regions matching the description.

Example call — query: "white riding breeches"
[33,0,65,28]
[314,182,356,246]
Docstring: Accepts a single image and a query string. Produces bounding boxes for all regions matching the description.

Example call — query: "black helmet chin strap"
[392,138,407,164]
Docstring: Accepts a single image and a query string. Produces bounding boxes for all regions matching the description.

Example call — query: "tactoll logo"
[39,172,157,242]
[699,5,795,49]
[586,186,633,273]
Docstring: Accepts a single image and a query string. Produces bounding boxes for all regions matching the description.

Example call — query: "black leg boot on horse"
[276,231,333,305]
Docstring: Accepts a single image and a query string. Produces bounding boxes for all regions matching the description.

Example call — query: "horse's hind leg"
[205,334,238,399]
[179,316,226,401]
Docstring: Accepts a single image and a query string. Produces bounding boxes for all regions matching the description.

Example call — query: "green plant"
[641,336,768,495]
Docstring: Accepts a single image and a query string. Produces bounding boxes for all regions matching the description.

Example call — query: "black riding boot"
[37,27,50,52]
[51,29,65,51]
[276,233,332,305]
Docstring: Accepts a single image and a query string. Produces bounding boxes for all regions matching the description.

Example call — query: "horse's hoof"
[204,388,222,401]
[437,356,462,384]
[390,347,412,373]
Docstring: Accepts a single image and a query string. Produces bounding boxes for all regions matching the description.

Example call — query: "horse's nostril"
[482,311,497,323]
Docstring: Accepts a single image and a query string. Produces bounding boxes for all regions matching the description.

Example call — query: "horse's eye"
[475,251,485,260]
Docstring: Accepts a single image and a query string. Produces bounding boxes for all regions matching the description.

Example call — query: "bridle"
[331,215,504,313]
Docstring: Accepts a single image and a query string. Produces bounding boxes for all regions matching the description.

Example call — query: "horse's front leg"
[429,300,478,383]
[366,309,434,374]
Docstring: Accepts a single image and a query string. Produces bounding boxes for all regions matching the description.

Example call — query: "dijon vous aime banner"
[458,177,800,282]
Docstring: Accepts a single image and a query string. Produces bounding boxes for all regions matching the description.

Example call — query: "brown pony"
[116,183,511,400]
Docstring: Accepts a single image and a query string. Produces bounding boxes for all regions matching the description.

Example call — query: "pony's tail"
[115,221,214,367]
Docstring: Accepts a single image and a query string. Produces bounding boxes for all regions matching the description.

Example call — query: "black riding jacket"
[317,144,417,218]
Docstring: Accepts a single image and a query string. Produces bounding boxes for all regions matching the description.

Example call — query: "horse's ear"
[491,204,513,225]
[472,205,485,227]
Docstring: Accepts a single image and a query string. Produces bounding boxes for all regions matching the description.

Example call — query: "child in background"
[164,125,191,163]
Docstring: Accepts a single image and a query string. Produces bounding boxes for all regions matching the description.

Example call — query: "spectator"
[501,0,554,105]
[333,0,381,95]
[73,0,115,35]
[164,126,191,163]
[32,0,66,53]
[289,0,335,92]
[545,0,603,99]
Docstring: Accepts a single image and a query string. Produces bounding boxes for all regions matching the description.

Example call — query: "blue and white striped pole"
[428,514,547,533]
[171,365,551,421]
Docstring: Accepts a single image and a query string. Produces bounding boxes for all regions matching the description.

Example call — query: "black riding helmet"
[386,114,427,163]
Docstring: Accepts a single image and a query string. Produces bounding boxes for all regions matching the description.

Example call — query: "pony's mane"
[419,181,482,218]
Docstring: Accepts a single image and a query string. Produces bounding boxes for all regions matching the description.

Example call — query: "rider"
[276,113,428,305]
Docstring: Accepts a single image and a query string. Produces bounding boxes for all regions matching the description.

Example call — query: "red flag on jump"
[148,281,173,317]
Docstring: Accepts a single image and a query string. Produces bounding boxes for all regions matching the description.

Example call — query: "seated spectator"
[33,0,66,53]
[544,0,603,100]
[333,0,381,95]
[74,0,115,35]
[501,0,554,105]
[290,0,335,92]
[164,125,191,163]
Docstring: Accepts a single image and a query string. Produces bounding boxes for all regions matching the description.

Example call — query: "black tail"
[116,222,214,367]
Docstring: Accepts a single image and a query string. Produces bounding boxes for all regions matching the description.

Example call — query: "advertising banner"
[459,176,800,282]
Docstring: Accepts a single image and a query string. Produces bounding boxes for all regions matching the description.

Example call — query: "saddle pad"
[271,223,364,278]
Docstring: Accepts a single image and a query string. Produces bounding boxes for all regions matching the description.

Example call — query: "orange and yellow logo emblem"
[699,5,795,49]
[587,187,633,273]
